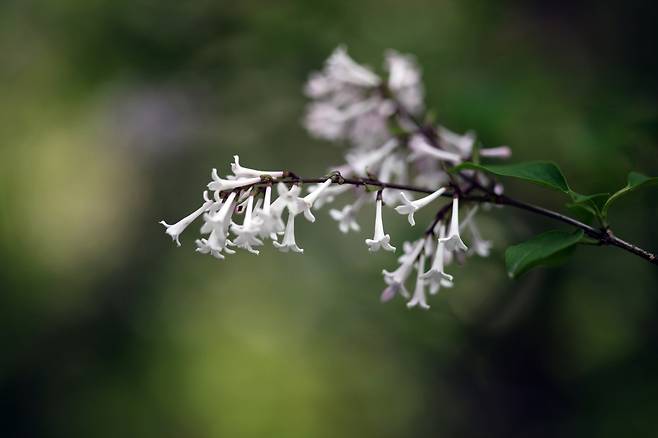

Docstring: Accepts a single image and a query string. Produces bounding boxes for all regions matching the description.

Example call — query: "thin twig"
[245,175,657,265]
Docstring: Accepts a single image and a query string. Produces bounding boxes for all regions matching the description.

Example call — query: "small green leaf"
[505,229,584,278]
[454,161,570,194]
[567,192,609,225]
[569,192,609,207]
[565,203,597,224]
[602,171,658,218]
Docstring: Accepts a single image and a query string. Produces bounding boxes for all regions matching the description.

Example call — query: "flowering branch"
[160,46,657,309]
[224,173,658,264]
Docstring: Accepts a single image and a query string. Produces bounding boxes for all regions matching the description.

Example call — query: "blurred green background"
[1,1,657,437]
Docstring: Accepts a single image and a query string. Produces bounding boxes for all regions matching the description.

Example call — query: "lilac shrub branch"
[160,46,656,311]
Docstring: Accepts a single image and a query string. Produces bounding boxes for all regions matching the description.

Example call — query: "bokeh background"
[1,1,658,437]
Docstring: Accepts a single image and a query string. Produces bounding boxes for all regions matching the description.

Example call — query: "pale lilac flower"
[381,239,424,302]
[397,240,417,264]
[160,193,213,246]
[346,138,398,176]
[439,197,468,252]
[231,196,264,254]
[271,183,305,216]
[303,47,393,149]
[310,183,352,209]
[326,46,381,88]
[234,188,255,213]
[379,154,410,205]
[304,102,349,141]
[466,221,492,257]
[408,134,462,164]
[421,224,454,294]
[365,197,396,252]
[199,191,238,256]
[438,126,476,158]
[194,238,216,256]
[384,50,424,114]
[479,146,512,159]
[202,190,222,214]
[202,230,236,258]
[194,239,221,259]
[254,185,284,240]
[346,104,392,149]
[407,253,429,309]
[395,187,447,226]
[329,206,360,233]
[304,72,336,99]
[329,193,366,233]
[272,211,304,253]
[231,155,284,178]
[195,229,234,259]
[208,169,261,192]
[413,169,449,191]
[299,178,333,222]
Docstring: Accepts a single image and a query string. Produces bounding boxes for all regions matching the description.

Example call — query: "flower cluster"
[160,46,513,309]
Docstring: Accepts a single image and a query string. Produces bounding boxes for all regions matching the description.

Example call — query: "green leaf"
[566,192,609,225]
[569,192,609,208]
[505,229,584,278]
[566,203,597,224]
[602,171,658,218]
[454,161,570,194]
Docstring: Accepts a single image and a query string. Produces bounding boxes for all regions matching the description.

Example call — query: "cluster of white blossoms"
[161,46,513,309]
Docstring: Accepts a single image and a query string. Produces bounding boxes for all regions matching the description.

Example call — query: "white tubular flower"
[208,169,261,192]
[421,224,454,294]
[329,206,360,233]
[467,221,492,258]
[394,187,447,226]
[408,134,462,164]
[194,237,229,260]
[479,146,512,159]
[345,98,395,149]
[345,138,398,176]
[234,188,254,214]
[194,238,219,257]
[231,155,284,178]
[271,183,305,216]
[231,196,264,255]
[202,190,222,214]
[407,253,429,310]
[300,178,333,222]
[439,197,468,252]
[365,197,396,252]
[160,193,213,246]
[304,102,349,141]
[304,71,335,99]
[381,239,424,302]
[310,183,352,209]
[326,46,381,87]
[329,193,366,233]
[437,126,476,158]
[379,154,409,205]
[203,229,236,258]
[384,50,424,114]
[272,211,304,253]
[200,191,238,255]
[254,185,284,240]
[397,240,417,264]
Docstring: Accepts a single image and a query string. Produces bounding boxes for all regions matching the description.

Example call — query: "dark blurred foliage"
[1,1,657,437]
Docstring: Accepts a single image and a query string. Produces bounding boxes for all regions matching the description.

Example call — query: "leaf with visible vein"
[505,229,584,278]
